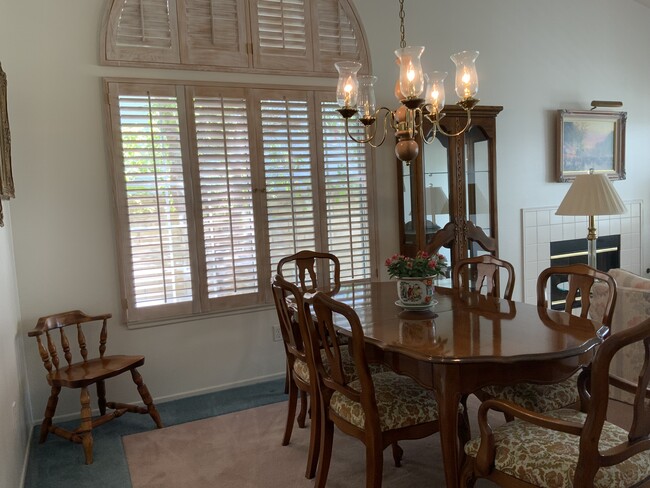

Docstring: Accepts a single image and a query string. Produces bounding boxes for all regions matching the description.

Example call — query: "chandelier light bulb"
[451,50,479,101]
[395,46,425,100]
[425,71,447,115]
[335,61,362,109]
[357,75,377,119]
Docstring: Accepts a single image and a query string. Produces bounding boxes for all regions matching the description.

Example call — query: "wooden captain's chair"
[28,310,163,464]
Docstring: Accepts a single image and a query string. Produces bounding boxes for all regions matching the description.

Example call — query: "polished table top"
[332,281,608,364]
[326,281,608,488]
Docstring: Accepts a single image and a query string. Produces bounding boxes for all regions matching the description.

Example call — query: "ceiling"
[635,0,650,7]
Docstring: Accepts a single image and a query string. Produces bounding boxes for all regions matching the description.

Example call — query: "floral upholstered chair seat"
[480,371,581,413]
[330,371,440,431]
[293,348,387,384]
[464,408,650,488]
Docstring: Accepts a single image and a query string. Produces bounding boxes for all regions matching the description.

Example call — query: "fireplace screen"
[549,235,620,310]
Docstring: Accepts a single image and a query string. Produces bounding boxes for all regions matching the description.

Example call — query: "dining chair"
[452,255,515,300]
[271,273,388,479]
[461,315,650,487]
[478,263,617,415]
[276,249,342,390]
[305,291,461,488]
[277,250,341,297]
[271,274,323,479]
[28,310,163,464]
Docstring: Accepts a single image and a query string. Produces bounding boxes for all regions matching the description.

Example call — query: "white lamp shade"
[556,173,626,216]
[426,186,449,215]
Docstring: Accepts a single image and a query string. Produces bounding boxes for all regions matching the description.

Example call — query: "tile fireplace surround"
[522,200,643,304]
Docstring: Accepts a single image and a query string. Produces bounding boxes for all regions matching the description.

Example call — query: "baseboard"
[19,425,32,488]
[33,372,286,425]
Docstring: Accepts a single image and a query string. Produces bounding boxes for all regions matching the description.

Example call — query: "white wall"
[0,203,29,487]
[1,0,649,426]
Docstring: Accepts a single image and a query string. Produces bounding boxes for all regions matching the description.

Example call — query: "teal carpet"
[24,379,286,488]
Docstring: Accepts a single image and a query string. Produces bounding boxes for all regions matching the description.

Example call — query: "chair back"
[452,255,515,300]
[536,264,617,326]
[28,310,112,374]
[576,316,650,483]
[271,274,314,372]
[277,250,341,296]
[305,292,376,413]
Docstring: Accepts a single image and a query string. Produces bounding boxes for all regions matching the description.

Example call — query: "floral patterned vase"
[396,276,435,306]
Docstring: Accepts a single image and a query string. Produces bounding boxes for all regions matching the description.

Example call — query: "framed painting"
[0,63,14,226]
[556,109,626,182]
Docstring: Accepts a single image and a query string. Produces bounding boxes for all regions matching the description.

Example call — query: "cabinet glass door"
[465,125,492,258]
[423,134,452,281]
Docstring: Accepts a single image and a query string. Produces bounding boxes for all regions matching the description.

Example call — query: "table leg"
[434,369,463,488]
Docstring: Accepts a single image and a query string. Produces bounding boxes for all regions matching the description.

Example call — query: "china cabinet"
[397,105,502,284]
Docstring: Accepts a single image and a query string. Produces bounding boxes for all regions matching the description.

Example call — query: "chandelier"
[334,0,480,163]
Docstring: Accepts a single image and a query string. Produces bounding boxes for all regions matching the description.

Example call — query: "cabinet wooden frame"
[397,105,503,282]
[556,109,626,182]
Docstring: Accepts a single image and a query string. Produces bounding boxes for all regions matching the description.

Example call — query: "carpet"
[123,398,504,488]
[123,397,637,488]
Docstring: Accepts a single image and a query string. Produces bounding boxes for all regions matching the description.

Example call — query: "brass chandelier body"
[335,0,480,163]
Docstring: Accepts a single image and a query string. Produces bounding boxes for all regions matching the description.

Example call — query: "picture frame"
[556,109,626,182]
[0,63,15,226]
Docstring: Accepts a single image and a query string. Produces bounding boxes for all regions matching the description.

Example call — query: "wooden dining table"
[331,281,609,488]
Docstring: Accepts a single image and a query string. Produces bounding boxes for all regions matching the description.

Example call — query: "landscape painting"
[556,110,626,181]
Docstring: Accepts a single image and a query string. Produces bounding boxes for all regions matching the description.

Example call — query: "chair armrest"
[473,398,584,475]
[609,373,650,399]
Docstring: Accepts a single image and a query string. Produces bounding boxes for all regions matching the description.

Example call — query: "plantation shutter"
[256,90,318,276]
[178,0,250,67]
[104,0,181,64]
[250,0,313,71]
[103,0,371,74]
[312,0,369,74]
[187,86,261,308]
[317,95,372,281]
[107,83,194,323]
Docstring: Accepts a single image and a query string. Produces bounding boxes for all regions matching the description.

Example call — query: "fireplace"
[548,235,620,310]
[522,201,642,305]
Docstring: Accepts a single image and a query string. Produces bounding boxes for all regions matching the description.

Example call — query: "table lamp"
[555,169,626,269]
[425,185,449,231]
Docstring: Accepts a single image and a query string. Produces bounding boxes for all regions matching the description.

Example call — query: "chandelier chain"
[399,0,406,49]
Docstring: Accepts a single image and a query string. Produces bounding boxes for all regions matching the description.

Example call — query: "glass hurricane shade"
[335,61,361,108]
[451,50,479,100]
[425,71,447,114]
[357,75,377,118]
[395,46,425,100]
[335,50,480,111]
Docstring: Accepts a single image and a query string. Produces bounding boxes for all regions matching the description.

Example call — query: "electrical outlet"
[272,325,283,342]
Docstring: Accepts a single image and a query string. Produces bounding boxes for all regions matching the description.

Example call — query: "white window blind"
[114,87,193,315]
[191,88,258,300]
[102,0,370,74]
[259,93,317,273]
[107,81,375,324]
[115,0,174,48]
[319,98,371,281]
[180,0,249,66]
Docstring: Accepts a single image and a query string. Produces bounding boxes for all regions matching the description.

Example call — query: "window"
[102,0,375,324]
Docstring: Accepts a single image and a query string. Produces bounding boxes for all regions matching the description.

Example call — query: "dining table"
[331,281,609,488]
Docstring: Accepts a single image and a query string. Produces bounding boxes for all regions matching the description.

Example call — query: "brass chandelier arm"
[421,105,473,141]
[344,107,392,147]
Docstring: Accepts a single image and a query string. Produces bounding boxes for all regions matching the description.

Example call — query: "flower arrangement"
[385,251,448,279]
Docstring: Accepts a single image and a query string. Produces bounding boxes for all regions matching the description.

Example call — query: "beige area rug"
[123,397,635,488]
